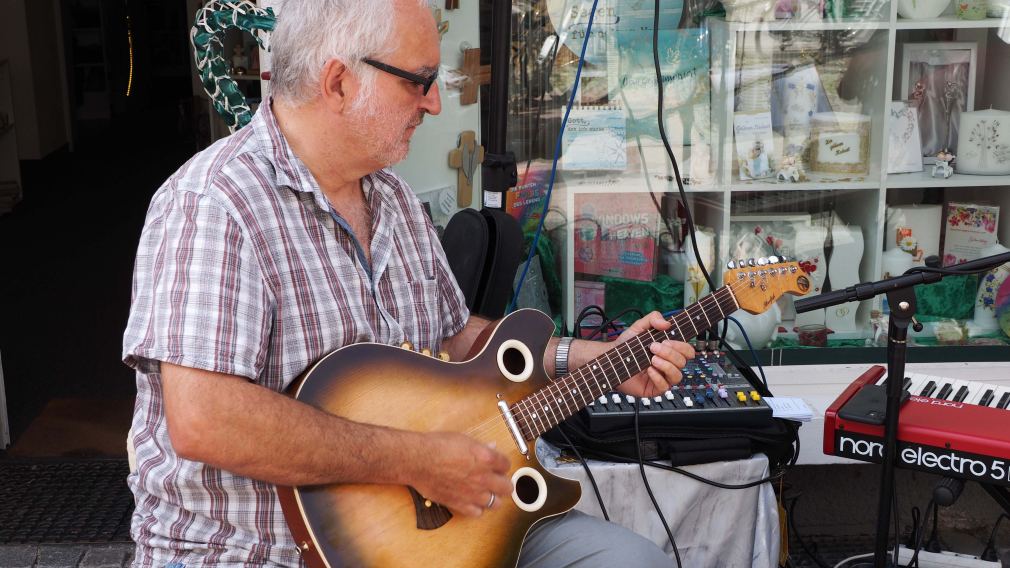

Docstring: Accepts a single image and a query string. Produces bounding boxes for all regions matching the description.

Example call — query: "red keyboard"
[825,365,1010,486]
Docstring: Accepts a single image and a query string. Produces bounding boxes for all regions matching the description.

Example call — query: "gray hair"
[269,0,431,105]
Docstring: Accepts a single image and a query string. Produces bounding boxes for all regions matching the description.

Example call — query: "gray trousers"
[518,510,673,568]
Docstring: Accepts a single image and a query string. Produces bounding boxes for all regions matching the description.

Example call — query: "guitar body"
[278,310,582,568]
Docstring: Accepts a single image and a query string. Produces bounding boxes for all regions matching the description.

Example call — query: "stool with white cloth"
[538,438,780,567]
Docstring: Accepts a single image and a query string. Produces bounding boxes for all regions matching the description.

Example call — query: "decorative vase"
[726,303,782,350]
[825,224,864,332]
[996,278,1010,339]
[968,242,1010,336]
[896,0,950,18]
[955,0,987,19]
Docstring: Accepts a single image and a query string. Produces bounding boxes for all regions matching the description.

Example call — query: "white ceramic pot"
[726,304,782,350]
[897,0,950,19]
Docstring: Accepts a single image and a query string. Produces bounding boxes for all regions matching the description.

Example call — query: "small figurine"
[908,80,926,108]
[776,153,806,182]
[931,149,955,178]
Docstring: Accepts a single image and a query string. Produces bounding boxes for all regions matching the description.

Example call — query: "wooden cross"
[433,9,449,40]
[455,48,491,106]
[447,130,484,208]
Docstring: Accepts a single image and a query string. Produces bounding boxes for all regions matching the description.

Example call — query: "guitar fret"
[527,395,548,434]
[553,382,575,416]
[708,292,726,318]
[540,391,562,429]
[680,310,699,338]
[691,302,713,331]
[521,396,545,434]
[515,275,792,437]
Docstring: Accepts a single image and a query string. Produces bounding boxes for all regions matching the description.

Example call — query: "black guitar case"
[441,208,523,319]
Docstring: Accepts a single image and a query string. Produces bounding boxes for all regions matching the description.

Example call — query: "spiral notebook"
[561,105,627,171]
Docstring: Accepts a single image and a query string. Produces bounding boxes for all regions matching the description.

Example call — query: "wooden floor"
[6,398,133,458]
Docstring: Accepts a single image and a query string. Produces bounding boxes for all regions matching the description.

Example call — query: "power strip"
[892,545,1000,568]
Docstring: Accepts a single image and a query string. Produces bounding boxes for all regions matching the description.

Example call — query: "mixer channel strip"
[579,352,773,433]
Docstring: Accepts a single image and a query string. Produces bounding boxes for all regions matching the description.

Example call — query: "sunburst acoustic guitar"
[277,257,810,568]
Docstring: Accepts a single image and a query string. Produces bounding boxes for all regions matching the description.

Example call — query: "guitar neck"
[513,284,741,440]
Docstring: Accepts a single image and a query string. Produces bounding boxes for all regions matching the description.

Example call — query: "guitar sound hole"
[514,474,540,505]
[501,347,526,376]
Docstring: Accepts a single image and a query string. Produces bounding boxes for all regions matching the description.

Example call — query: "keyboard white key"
[875,373,1004,407]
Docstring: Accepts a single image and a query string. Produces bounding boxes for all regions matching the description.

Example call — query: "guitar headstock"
[724,256,811,314]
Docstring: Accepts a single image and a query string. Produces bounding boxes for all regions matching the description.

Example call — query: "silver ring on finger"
[486,493,496,509]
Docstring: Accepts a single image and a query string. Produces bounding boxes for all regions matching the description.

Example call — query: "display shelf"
[895,16,1009,29]
[886,171,1010,188]
[729,175,881,192]
[721,18,889,31]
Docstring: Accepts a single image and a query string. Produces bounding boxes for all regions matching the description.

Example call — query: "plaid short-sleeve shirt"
[122,100,469,567]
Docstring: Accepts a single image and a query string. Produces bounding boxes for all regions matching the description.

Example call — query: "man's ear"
[319,58,353,114]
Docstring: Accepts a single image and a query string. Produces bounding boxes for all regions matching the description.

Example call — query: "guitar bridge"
[498,400,528,456]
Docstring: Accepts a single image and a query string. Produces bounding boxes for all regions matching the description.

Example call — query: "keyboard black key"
[936,383,953,400]
[999,393,1010,410]
[902,376,912,391]
[920,381,937,397]
[979,389,995,407]
[953,386,970,403]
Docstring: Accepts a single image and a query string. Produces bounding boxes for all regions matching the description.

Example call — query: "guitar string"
[462,270,788,440]
[461,267,798,441]
[468,276,749,440]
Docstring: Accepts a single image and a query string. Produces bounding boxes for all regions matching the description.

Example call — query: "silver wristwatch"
[555,336,574,378]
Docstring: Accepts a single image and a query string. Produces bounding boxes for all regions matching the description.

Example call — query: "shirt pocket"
[378,275,442,352]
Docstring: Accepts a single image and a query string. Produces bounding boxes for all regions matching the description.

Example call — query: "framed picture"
[900,42,977,159]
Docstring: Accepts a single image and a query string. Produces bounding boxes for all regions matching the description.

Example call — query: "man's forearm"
[440,315,492,361]
[163,363,426,487]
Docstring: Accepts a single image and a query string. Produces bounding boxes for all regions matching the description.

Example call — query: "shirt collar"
[253,98,397,211]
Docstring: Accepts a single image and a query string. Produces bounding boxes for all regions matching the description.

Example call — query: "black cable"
[556,426,610,522]
[893,487,901,568]
[908,498,936,568]
[571,446,787,490]
[634,402,682,567]
[981,513,1009,561]
[909,506,921,547]
[925,501,940,552]
[586,308,645,341]
[573,304,607,339]
[786,494,832,568]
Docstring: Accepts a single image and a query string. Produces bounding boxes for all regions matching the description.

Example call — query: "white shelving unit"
[560,9,1010,339]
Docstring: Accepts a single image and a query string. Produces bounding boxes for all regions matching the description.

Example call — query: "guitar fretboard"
[511,283,741,440]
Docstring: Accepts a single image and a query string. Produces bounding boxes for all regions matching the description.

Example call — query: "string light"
[125,14,134,97]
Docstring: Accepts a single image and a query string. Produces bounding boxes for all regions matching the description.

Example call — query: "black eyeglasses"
[362,59,438,96]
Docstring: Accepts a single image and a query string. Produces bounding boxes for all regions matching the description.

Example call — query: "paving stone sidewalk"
[0,543,134,568]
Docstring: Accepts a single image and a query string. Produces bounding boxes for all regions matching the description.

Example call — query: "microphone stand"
[793,251,1010,568]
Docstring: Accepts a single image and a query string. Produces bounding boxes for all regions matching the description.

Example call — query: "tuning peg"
[438,351,451,362]
[779,255,789,262]
[400,341,414,350]
[757,257,768,266]
[747,258,756,267]
[420,348,432,357]
[738,258,746,268]
[727,260,737,269]
[768,255,780,263]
